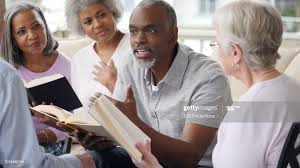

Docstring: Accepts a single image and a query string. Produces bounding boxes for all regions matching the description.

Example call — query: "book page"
[30,105,76,133]
[89,96,150,162]
[89,101,126,146]
[25,74,63,88]
[66,123,114,139]
[31,105,110,137]
[64,113,99,125]
[101,97,149,143]
[100,96,150,159]
[31,105,71,121]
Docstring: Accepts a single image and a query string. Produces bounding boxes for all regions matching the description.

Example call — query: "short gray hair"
[213,1,283,69]
[65,0,123,36]
[137,0,177,27]
[0,2,58,68]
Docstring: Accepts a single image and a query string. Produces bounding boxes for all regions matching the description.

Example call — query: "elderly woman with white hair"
[211,1,300,168]
[131,1,300,168]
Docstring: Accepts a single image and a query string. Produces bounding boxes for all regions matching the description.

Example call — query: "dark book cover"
[27,76,82,111]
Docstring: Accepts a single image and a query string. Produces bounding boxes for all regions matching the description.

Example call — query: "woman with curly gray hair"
[0,2,71,156]
[65,0,131,115]
[65,1,135,168]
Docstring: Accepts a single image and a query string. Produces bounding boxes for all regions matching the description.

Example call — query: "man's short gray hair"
[213,1,283,69]
[137,0,177,27]
[0,1,58,68]
[65,0,123,36]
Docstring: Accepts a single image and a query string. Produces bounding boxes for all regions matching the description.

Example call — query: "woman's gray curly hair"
[65,0,123,36]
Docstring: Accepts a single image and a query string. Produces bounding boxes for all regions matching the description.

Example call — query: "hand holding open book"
[31,94,150,162]
[30,105,106,135]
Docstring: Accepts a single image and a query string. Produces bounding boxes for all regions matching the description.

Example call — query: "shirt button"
[152,92,159,97]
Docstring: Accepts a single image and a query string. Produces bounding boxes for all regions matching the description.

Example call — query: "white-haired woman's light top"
[71,34,131,114]
[212,74,300,168]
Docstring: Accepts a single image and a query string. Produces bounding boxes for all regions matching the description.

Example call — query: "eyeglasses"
[209,40,220,50]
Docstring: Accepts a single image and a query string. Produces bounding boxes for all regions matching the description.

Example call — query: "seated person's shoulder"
[248,74,300,101]
[179,43,226,83]
[0,59,20,83]
[57,51,71,63]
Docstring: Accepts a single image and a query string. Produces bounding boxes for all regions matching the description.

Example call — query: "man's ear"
[231,43,243,65]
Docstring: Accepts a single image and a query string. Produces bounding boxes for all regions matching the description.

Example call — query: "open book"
[89,96,150,162]
[24,74,82,111]
[30,105,113,139]
[31,96,150,162]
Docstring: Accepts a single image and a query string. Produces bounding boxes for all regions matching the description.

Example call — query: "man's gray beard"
[135,57,156,69]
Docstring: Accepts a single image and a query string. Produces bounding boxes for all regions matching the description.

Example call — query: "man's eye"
[129,29,137,35]
[146,29,156,33]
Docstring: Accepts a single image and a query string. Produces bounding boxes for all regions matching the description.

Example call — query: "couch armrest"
[58,38,92,58]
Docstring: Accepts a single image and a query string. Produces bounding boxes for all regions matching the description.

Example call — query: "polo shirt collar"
[143,43,189,89]
[163,43,188,89]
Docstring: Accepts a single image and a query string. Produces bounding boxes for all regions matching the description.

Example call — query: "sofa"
[57,37,300,100]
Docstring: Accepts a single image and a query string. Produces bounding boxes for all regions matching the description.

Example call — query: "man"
[0,0,95,167]
[95,0,232,167]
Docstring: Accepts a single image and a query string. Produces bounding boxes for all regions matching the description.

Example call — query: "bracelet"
[40,131,49,144]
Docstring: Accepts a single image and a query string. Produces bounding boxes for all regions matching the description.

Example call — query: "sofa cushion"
[276,48,300,72]
[285,52,300,81]
[58,38,92,58]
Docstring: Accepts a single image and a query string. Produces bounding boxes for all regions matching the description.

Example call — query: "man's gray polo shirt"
[113,43,232,166]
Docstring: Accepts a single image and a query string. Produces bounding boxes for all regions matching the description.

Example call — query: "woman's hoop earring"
[231,63,239,69]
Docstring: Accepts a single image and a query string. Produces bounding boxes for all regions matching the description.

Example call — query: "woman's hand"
[76,153,96,168]
[93,60,117,93]
[34,111,53,124]
[32,102,54,123]
[88,92,102,108]
[37,129,57,144]
[132,140,162,168]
